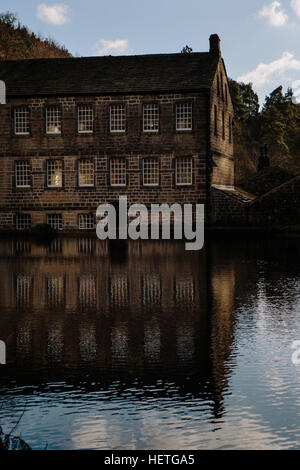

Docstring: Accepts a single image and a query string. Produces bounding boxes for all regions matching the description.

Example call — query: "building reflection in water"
[0,237,238,420]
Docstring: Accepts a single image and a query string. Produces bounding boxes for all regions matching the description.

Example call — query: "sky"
[3,0,300,104]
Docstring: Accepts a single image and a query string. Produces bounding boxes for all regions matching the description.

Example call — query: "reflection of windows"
[15,160,31,187]
[143,104,159,132]
[15,214,31,230]
[46,277,65,306]
[142,275,161,307]
[175,276,194,307]
[110,104,126,133]
[47,238,62,253]
[78,238,95,253]
[78,105,93,134]
[78,214,94,230]
[176,324,194,363]
[111,324,128,362]
[142,158,159,187]
[46,106,61,134]
[79,324,97,361]
[47,214,62,230]
[176,102,192,131]
[47,160,63,187]
[78,159,94,187]
[16,275,33,306]
[47,322,63,362]
[110,158,126,187]
[175,157,193,186]
[14,107,30,135]
[14,240,31,254]
[110,275,129,309]
[144,320,160,363]
[78,275,96,308]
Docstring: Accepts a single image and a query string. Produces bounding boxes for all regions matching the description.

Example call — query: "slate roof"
[0,52,219,97]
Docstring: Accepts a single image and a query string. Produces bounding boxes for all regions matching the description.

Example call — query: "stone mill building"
[0,34,234,231]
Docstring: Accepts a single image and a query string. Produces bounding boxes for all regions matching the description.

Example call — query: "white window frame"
[143,103,159,133]
[110,158,127,187]
[176,102,193,131]
[77,105,94,134]
[142,158,159,187]
[78,214,94,230]
[78,159,94,187]
[47,214,63,230]
[14,107,30,135]
[47,160,63,188]
[175,157,193,186]
[15,214,31,230]
[110,104,126,133]
[15,160,31,188]
[46,106,61,135]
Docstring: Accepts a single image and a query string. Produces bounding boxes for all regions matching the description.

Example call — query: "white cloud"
[291,0,300,17]
[37,4,70,25]
[93,39,130,56]
[237,52,300,88]
[259,1,288,27]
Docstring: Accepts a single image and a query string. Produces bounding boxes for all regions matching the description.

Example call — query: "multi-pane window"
[46,106,61,134]
[14,107,30,135]
[176,157,193,186]
[176,102,192,131]
[78,105,93,134]
[110,158,126,186]
[47,214,62,230]
[143,104,159,132]
[47,160,63,187]
[78,214,94,230]
[15,214,31,230]
[110,104,126,133]
[15,160,31,188]
[143,158,159,186]
[78,159,94,187]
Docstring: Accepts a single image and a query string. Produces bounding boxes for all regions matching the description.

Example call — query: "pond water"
[0,235,300,450]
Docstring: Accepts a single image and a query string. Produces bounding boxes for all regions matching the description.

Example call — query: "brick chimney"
[209,34,221,57]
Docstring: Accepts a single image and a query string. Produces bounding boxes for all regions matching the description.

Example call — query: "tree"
[181,45,193,54]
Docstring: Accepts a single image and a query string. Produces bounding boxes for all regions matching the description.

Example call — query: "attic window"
[176,102,193,131]
[14,107,30,135]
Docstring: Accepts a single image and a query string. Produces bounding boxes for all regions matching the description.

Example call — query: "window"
[14,107,30,135]
[110,158,126,186]
[46,106,61,134]
[176,157,193,186]
[110,104,126,133]
[78,214,94,230]
[143,158,159,186]
[47,214,62,230]
[222,111,225,140]
[78,159,94,187]
[176,102,192,131]
[214,105,218,136]
[143,103,159,132]
[47,160,63,187]
[15,160,31,187]
[78,105,93,134]
[15,214,31,230]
